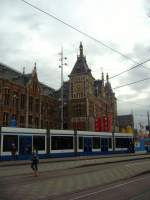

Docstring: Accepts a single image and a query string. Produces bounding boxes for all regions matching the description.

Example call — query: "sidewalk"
[1,152,150,199]
[0,152,149,168]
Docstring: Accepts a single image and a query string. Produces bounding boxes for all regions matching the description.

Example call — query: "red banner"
[95,116,101,131]
[107,113,112,132]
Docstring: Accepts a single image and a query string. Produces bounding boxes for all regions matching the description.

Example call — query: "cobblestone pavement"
[1,155,150,200]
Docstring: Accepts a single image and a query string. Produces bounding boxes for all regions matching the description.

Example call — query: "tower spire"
[34,62,37,70]
[102,72,104,86]
[106,73,109,82]
[79,42,83,57]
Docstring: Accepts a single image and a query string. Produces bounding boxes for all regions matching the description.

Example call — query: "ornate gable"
[70,42,92,76]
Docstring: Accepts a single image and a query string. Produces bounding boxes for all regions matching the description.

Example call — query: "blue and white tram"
[50,129,75,157]
[0,127,134,160]
[115,132,133,152]
[76,131,113,155]
[0,127,47,160]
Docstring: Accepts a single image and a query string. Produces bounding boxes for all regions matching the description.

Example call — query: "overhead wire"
[20,0,150,77]
[20,0,150,115]
[110,57,150,79]
[113,77,150,89]
[117,99,150,110]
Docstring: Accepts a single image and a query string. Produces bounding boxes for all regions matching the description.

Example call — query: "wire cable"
[113,77,150,89]
[110,57,150,79]
[20,0,150,74]
[117,99,150,110]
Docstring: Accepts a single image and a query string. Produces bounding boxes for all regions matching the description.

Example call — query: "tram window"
[109,138,112,148]
[3,135,18,152]
[79,137,83,149]
[0,134,1,153]
[51,136,73,150]
[33,136,45,151]
[115,138,130,148]
[93,137,100,149]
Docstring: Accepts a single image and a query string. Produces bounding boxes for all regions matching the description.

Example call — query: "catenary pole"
[59,48,67,129]
[147,111,150,135]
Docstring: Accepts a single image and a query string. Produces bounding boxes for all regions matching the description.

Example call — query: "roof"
[0,62,57,98]
[0,62,32,86]
[94,80,103,96]
[39,82,57,98]
[70,42,92,76]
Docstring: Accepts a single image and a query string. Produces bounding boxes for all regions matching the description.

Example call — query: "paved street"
[0,155,150,200]
[53,174,150,200]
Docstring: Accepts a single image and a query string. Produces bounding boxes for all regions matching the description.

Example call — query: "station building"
[66,42,117,131]
[0,43,117,131]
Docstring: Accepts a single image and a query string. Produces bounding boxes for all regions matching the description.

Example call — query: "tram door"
[19,136,32,155]
[84,137,92,153]
[101,138,108,152]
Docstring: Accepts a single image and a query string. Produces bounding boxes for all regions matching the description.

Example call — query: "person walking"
[11,143,17,160]
[31,153,39,177]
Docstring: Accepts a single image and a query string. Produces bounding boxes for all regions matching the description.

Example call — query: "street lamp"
[59,47,67,130]
[11,93,17,127]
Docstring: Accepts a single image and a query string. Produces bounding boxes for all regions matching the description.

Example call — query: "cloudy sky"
[0,0,150,127]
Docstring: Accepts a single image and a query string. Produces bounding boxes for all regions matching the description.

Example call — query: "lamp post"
[11,93,17,127]
[26,88,29,128]
[147,111,150,135]
[0,92,3,126]
[59,47,67,130]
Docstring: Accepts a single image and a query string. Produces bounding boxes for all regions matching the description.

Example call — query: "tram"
[0,127,133,160]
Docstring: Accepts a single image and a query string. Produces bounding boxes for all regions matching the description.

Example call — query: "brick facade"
[67,43,117,131]
[0,63,59,129]
[0,43,117,131]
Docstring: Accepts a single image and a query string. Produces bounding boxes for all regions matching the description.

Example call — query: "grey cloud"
[132,44,150,61]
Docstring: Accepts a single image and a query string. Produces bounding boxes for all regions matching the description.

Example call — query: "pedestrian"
[31,153,39,177]
[11,143,17,160]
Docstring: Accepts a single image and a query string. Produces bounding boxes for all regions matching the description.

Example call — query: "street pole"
[26,88,29,128]
[59,47,67,130]
[147,111,150,135]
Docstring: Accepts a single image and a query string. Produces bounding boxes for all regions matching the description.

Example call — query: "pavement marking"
[126,161,150,167]
[70,175,150,200]
[129,189,150,200]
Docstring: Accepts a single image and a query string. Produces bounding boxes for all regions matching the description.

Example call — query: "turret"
[106,73,109,83]
[102,72,104,86]
[79,42,83,57]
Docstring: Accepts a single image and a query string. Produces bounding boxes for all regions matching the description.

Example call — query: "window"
[33,136,45,151]
[29,115,32,125]
[41,120,44,129]
[35,99,39,112]
[45,121,49,129]
[35,118,39,128]
[93,137,100,149]
[20,116,25,124]
[115,138,130,148]
[29,96,33,112]
[51,136,73,150]
[4,88,10,106]
[3,112,9,126]
[3,135,18,152]
[20,94,26,109]
[109,138,112,148]
[41,103,45,114]
[79,137,83,149]
[0,134,1,153]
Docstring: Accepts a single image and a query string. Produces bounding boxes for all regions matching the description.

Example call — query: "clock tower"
[68,42,95,130]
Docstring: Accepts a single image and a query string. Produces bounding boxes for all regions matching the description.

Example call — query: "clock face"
[74,82,82,92]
